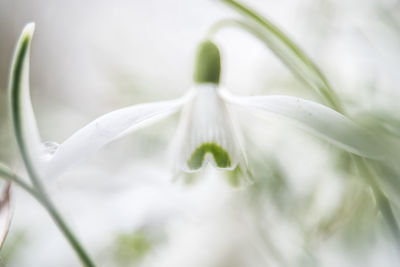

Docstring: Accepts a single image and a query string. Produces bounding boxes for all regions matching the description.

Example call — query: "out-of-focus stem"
[208,19,324,108]
[0,163,37,197]
[353,156,400,247]
[219,0,343,112]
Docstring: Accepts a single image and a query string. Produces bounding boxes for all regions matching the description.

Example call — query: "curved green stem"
[36,193,95,267]
[218,0,343,112]
[208,19,332,108]
[8,25,96,266]
[0,163,95,267]
[0,163,38,197]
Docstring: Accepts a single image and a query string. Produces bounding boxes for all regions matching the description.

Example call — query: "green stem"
[0,163,95,267]
[36,194,96,267]
[219,0,343,112]
[8,24,95,266]
[208,19,327,107]
[0,163,38,197]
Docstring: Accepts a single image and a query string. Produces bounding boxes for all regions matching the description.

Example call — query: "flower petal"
[9,23,43,173]
[175,85,249,177]
[44,94,191,177]
[220,90,389,160]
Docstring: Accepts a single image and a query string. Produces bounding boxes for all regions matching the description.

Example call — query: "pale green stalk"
[0,163,95,267]
[8,25,96,267]
[219,0,343,112]
[0,163,37,197]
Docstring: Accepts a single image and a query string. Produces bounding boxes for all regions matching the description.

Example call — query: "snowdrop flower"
[13,23,388,184]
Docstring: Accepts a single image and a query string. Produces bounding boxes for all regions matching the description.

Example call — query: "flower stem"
[208,19,324,104]
[0,163,37,197]
[0,163,96,267]
[36,193,96,267]
[7,23,95,266]
[219,0,343,112]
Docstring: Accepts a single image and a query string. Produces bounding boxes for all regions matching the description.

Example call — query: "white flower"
[10,23,390,184]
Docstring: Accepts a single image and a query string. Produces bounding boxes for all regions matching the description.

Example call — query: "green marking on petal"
[226,165,253,187]
[193,41,221,84]
[226,165,242,187]
[187,142,231,170]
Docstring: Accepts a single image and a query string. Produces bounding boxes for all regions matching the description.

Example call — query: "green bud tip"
[193,40,221,84]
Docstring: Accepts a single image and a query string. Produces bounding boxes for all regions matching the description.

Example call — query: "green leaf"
[8,23,43,179]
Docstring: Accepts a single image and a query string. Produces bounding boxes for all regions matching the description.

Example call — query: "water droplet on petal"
[40,141,60,161]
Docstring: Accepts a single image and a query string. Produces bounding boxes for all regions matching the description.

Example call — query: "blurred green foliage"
[113,229,158,266]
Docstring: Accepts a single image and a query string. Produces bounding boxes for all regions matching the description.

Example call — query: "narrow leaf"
[9,23,42,175]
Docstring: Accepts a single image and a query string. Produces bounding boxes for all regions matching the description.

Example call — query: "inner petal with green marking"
[187,142,231,170]
[175,84,244,173]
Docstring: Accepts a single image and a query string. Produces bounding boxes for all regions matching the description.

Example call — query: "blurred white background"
[1,0,400,266]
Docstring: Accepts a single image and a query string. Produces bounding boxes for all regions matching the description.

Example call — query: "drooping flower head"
[175,41,250,183]
[10,23,394,187]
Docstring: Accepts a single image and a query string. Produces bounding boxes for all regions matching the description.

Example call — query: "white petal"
[44,93,191,177]
[9,23,43,173]
[40,141,60,162]
[175,85,248,176]
[220,90,389,160]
